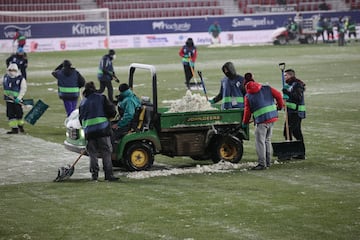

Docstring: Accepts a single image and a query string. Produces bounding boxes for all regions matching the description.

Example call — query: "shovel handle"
[284,100,290,141]
[70,150,86,168]
[279,62,290,141]
[113,74,120,83]
[197,71,208,101]
[189,60,198,83]
[279,63,286,87]
[5,95,25,106]
[279,62,285,70]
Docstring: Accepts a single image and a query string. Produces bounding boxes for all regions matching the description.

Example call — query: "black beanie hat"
[186,38,194,47]
[63,60,72,68]
[285,69,295,74]
[109,49,115,56]
[83,81,97,97]
[119,83,129,92]
[244,72,255,86]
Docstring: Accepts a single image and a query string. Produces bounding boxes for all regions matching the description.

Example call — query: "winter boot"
[91,173,98,181]
[105,175,119,182]
[7,128,19,134]
[18,125,25,133]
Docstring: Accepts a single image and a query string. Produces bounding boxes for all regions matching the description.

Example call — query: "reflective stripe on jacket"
[286,81,306,119]
[221,75,244,109]
[286,101,306,118]
[57,70,80,99]
[3,75,23,100]
[98,55,114,81]
[246,85,278,124]
[79,93,110,135]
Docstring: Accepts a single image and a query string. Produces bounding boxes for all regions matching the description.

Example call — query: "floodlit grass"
[1,43,360,239]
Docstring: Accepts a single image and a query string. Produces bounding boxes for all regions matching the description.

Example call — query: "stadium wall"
[0,10,359,53]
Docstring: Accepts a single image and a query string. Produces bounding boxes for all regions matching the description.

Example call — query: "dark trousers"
[97,80,114,102]
[284,112,304,142]
[112,127,129,141]
[338,33,345,46]
[348,31,357,39]
[62,99,78,117]
[86,136,114,179]
[183,64,193,87]
[284,112,306,156]
[284,112,306,157]
[326,30,334,40]
[6,101,23,120]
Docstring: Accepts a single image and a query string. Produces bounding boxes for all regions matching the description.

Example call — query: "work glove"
[14,97,21,104]
[110,72,119,83]
[282,86,290,100]
[209,99,215,104]
[283,84,293,93]
[282,93,289,100]
[241,123,248,129]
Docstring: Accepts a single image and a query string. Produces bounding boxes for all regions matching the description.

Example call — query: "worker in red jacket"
[178,38,197,89]
[242,73,284,170]
[13,29,26,49]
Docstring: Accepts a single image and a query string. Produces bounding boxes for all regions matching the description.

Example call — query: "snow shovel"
[272,62,305,160]
[5,94,37,113]
[113,74,120,83]
[188,60,203,91]
[54,150,86,182]
[22,98,34,106]
[24,99,49,125]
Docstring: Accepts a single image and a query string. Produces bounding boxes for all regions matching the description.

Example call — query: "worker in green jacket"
[345,16,357,42]
[112,83,141,141]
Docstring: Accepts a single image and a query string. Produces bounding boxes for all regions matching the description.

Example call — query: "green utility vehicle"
[64,63,249,171]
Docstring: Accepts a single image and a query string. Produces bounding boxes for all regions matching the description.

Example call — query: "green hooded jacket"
[117,89,141,128]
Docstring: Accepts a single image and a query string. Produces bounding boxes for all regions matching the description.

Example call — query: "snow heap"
[166,90,217,113]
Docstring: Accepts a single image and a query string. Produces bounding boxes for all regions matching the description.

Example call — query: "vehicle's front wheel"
[124,142,154,171]
[211,136,243,164]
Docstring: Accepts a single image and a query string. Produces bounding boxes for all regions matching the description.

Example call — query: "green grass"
[1,43,360,240]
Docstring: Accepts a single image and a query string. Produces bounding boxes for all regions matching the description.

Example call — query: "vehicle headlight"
[79,128,85,139]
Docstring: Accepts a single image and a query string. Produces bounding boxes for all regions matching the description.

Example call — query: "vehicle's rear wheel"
[124,142,154,171]
[278,36,287,45]
[211,136,243,164]
[306,36,314,44]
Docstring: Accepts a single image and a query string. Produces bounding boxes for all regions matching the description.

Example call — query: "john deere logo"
[186,115,221,122]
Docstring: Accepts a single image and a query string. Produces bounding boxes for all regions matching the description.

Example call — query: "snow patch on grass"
[127,161,257,179]
[0,128,260,184]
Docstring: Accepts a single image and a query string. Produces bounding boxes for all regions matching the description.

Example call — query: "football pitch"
[0,43,359,239]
